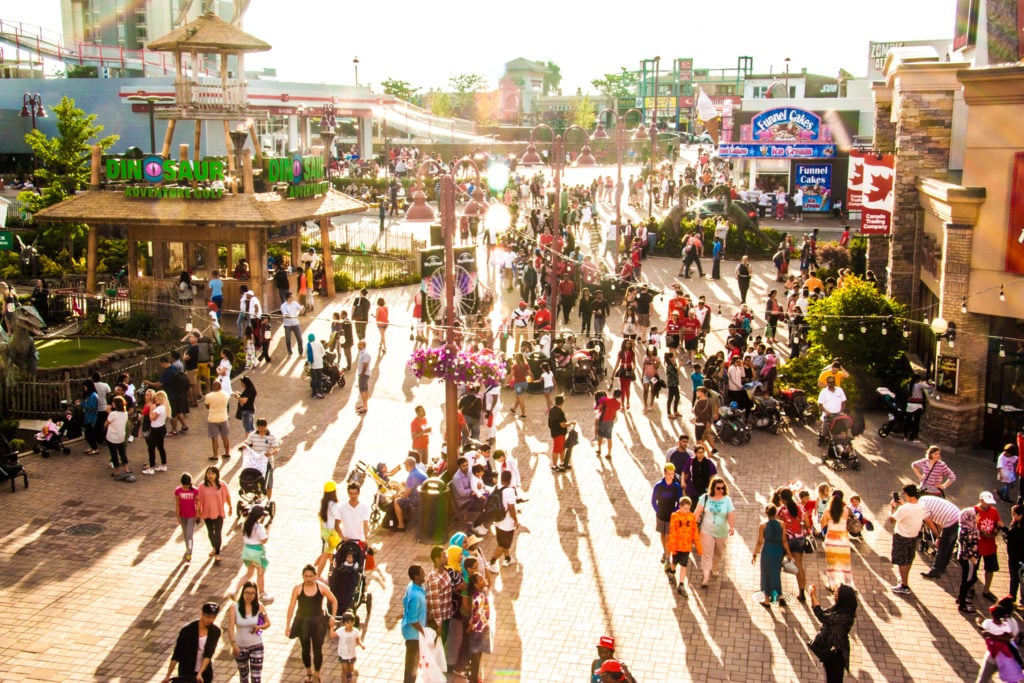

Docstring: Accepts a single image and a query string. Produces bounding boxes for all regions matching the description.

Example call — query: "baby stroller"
[749,394,784,434]
[329,540,374,627]
[568,350,598,395]
[321,348,346,393]
[353,461,395,531]
[585,336,607,379]
[33,417,71,457]
[0,435,28,491]
[778,387,814,427]
[821,414,861,471]
[714,402,752,446]
[235,448,277,526]
[876,387,913,438]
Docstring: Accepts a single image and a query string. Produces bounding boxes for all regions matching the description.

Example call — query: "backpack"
[480,486,510,525]
[169,369,191,395]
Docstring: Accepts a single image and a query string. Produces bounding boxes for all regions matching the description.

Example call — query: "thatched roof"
[146,13,271,53]
[34,188,366,228]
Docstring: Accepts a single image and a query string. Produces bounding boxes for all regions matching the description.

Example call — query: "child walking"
[174,472,198,563]
[540,362,555,410]
[997,444,1019,503]
[330,610,366,682]
[243,326,258,370]
[666,497,702,596]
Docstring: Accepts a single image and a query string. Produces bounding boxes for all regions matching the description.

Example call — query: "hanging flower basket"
[407,346,508,387]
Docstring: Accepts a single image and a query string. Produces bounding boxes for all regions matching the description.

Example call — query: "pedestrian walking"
[352,288,371,341]
[315,481,341,578]
[80,380,102,455]
[467,572,492,683]
[548,394,574,472]
[238,504,272,602]
[208,270,224,320]
[104,395,131,480]
[356,340,372,414]
[285,564,338,683]
[236,377,257,434]
[823,491,854,592]
[226,581,271,683]
[174,472,198,563]
[752,505,794,607]
[196,465,231,564]
[594,389,622,460]
[142,390,170,474]
[653,464,683,567]
[888,485,928,595]
[280,293,304,355]
[307,334,325,399]
[330,611,366,683]
[694,476,735,588]
[373,297,389,351]
[487,470,519,568]
[161,602,221,683]
[955,506,980,612]
[205,379,231,461]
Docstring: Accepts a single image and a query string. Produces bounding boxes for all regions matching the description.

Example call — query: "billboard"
[1008,152,1024,275]
[953,0,980,51]
[795,164,833,213]
[860,153,895,235]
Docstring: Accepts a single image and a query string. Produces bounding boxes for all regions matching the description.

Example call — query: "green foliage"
[9,439,25,452]
[62,65,98,79]
[572,95,596,129]
[97,238,127,275]
[778,349,860,409]
[543,61,562,95]
[380,78,421,105]
[79,310,165,339]
[429,92,454,119]
[18,96,119,265]
[333,268,419,293]
[448,73,487,118]
[0,419,20,441]
[815,243,850,278]
[591,68,636,100]
[217,333,245,373]
[849,235,867,276]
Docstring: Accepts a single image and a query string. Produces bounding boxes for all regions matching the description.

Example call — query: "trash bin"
[417,477,449,544]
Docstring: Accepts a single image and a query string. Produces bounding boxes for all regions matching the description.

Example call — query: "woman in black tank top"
[285,564,338,683]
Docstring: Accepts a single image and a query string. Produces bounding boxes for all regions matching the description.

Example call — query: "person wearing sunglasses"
[693,476,736,588]
[162,602,222,683]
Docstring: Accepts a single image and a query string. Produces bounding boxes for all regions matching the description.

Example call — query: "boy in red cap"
[590,636,637,683]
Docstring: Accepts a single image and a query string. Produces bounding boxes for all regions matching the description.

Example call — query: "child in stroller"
[351,461,397,531]
[847,494,874,538]
[235,446,277,525]
[34,415,70,457]
[328,540,373,628]
[821,414,861,471]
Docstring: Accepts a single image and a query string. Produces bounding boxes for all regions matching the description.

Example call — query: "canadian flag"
[847,150,865,211]
[860,153,895,235]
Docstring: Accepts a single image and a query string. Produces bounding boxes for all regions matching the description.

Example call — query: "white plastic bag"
[417,626,446,683]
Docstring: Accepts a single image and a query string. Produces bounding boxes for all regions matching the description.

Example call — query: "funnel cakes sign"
[718,107,836,159]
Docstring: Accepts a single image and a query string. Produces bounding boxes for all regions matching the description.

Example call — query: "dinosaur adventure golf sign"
[106,154,329,200]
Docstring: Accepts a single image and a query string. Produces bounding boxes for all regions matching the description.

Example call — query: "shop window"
[135,241,153,277]
[983,319,1024,448]
[166,242,185,275]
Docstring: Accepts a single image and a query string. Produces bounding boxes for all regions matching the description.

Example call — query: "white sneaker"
[502,556,516,567]
[260,593,275,604]
[141,468,155,475]
[127,436,134,442]
[156,465,167,472]
[473,525,489,536]
[487,562,500,573]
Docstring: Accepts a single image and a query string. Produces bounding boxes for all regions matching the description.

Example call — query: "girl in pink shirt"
[174,472,199,563]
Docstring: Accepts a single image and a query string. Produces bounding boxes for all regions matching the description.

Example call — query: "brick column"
[866,84,894,283]
[882,57,966,309]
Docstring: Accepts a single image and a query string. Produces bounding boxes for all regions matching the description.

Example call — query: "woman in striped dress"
[824,490,854,591]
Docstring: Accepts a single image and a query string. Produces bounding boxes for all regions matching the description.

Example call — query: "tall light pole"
[784,57,791,98]
[19,92,46,130]
[353,56,360,85]
[648,56,661,219]
[593,108,644,259]
[126,94,174,153]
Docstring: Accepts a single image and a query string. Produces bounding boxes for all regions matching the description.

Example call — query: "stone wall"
[986,0,1020,65]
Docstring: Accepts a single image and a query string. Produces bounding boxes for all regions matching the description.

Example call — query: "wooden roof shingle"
[146,13,271,53]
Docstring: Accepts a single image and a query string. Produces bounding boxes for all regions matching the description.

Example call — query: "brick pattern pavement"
[0,244,1007,682]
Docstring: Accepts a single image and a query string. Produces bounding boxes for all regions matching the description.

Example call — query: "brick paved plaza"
[0,246,1003,682]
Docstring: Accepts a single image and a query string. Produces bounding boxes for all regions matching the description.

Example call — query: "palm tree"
[543,61,562,95]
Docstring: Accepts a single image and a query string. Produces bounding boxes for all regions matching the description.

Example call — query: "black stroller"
[329,540,374,627]
[876,387,914,438]
[568,350,598,395]
[0,434,28,491]
[749,394,784,434]
[714,402,752,446]
[235,453,277,526]
[778,386,814,427]
[821,414,861,470]
[585,336,607,379]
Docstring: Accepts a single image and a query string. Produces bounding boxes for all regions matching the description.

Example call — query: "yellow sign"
[643,96,677,110]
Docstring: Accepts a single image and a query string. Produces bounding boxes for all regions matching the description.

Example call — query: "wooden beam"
[86,227,98,294]
[320,217,335,297]
[247,122,264,166]
[161,119,177,159]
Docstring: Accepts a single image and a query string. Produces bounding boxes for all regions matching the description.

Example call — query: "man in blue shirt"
[652,464,683,570]
[208,270,223,320]
[394,455,427,532]
[401,564,427,683]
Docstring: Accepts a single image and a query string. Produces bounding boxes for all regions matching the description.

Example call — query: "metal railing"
[305,219,424,256]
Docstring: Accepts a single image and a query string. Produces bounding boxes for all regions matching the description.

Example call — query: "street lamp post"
[784,57,791,97]
[353,56,360,86]
[127,94,175,154]
[593,108,644,259]
[19,93,46,130]
[319,104,337,176]
[404,159,488,479]
[648,56,661,219]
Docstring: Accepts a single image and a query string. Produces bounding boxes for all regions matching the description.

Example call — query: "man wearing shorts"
[487,470,519,569]
[356,340,371,414]
[888,485,927,595]
[595,389,622,459]
[976,491,1006,601]
[652,463,683,568]
[204,379,231,461]
[548,394,574,472]
[680,309,701,365]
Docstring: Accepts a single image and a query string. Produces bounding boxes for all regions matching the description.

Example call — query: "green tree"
[448,73,487,118]
[18,96,118,264]
[591,67,636,100]
[543,61,562,95]
[429,91,454,119]
[380,78,421,105]
[571,95,596,129]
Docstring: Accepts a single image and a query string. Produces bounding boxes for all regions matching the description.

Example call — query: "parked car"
[681,132,714,145]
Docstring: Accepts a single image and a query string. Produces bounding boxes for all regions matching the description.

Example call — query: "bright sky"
[8,0,958,93]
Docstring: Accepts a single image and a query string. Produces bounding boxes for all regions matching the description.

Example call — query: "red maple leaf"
[865,172,892,203]
[849,164,863,187]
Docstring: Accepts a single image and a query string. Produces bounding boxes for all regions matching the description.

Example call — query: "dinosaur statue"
[0,303,46,384]
[14,234,38,279]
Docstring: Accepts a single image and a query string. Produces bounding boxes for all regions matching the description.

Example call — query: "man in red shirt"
[680,309,701,365]
[667,286,689,321]
[533,298,552,338]
[557,276,576,326]
[596,389,622,459]
[410,405,431,462]
[976,491,1006,601]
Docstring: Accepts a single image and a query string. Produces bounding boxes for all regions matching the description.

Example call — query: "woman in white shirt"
[218,348,234,396]
[105,395,132,480]
[226,581,271,683]
[239,505,272,603]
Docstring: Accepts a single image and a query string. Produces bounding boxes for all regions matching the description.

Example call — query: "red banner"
[847,150,864,211]
[1008,151,1024,274]
[860,153,895,235]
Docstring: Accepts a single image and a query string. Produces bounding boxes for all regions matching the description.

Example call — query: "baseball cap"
[595,660,623,674]
[597,635,615,651]
[519,300,527,306]
[980,491,996,505]
[201,602,221,615]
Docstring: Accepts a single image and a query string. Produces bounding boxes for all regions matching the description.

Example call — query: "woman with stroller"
[226,581,271,683]
[285,564,339,683]
[823,490,854,592]
[80,380,102,455]
[196,466,232,564]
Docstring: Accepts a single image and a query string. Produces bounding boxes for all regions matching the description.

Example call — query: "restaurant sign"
[717,143,836,159]
[107,156,227,200]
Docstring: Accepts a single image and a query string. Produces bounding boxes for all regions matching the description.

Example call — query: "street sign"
[0,231,13,251]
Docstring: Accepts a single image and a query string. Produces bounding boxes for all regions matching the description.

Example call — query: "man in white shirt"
[279,293,304,355]
[339,481,370,542]
[511,301,533,354]
[486,470,519,570]
[793,188,804,222]
[919,494,962,579]
[356,340,372,414]
[888,485,928,594]
[307,333,325,399]
[817,376,847,440]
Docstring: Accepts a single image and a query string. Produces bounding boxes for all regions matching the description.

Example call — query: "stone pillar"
[866,83,894,283]
[882,54,968,310]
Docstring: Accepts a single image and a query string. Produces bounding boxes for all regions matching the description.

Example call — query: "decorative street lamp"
[19,93,46,130]
[319,103,337,175]
[353,56,360,85]
[593,108,644,259]
[785,57,792,97]
[405,158,487,478]
[648,56,661,219]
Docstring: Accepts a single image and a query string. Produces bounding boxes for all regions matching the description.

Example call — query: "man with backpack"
[485,470,518,570]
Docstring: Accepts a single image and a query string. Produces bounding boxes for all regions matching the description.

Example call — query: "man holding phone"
[888,485,928,595]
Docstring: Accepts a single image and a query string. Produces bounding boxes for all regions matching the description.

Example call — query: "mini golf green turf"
[35,337,138,368]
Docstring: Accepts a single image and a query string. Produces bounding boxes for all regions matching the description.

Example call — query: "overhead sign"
[794,164,832,212]
[860,153,895,235]
[264,155,329,198]
[847,150,865,211]
[717,143,836,159]
[750,107,821,142]
[0,231,12,250]
[107,156,227,200]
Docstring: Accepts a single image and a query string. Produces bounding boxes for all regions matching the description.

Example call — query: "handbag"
[564,427,579,450]
[808,631,833,661]
[782,558,798,574]
[804,534,817,554]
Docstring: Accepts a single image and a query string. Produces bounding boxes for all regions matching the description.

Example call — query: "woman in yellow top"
[314,481,341,578]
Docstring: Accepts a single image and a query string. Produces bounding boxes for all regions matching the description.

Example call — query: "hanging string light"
[881,323,888,335]
[902,322,910,338]
[837,329,844,341]
[961,297,967,314]
[1000,285,1006,302]
[999,341,1006,358]
[859,324,867,334]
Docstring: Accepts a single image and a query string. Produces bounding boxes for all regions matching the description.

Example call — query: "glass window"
[166,242,185,274]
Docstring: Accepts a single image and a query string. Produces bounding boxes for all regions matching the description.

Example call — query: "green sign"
[106,156,226,184]
[0,231,12,251]
[264,155,329,198]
